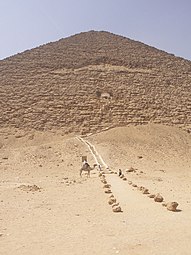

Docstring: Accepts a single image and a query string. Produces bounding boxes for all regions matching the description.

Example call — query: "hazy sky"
[0,0,191,60]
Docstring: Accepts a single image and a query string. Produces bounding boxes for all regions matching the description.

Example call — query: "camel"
[80,163,97,177]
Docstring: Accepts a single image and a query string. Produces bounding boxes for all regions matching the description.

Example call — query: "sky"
[0,0,191,60]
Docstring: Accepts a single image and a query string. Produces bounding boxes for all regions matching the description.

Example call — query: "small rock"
[141,187,149,194]
[126,167,135,173]
[123,177,127,181]
[154,193,164,202]
[18,184,41,192]
[112,206,122,212]
[166,202,179,211]
[148,194,155,198]
[15,135,23,138]
[105,189,112,194]
[103,184,111,189]
[108,198,117,205]
[112,202,119,208]
[138,186,144,191]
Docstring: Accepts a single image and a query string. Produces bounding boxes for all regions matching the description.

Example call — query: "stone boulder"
[138,186,145,191]
[142,188,149,194]
[154,193,164,202]
[105,189,112,194]
[112,206,122,212]
[112,202,119,208]
[148,194,155,198]
[108,197,117,205]
[166,202,179,212]
[103,184,111,189]
[126,167,136,173]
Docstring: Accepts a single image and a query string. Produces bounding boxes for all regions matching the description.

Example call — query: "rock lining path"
[77,136,165,215]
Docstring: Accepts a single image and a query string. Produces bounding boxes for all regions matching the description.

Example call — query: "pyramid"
[0,31,190,134]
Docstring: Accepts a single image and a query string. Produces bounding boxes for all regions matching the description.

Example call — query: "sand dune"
[0,124,191,254]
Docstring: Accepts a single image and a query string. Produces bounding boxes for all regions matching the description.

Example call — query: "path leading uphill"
[79,137,164,214]
[77,136,165,215]
[77,136,191,255]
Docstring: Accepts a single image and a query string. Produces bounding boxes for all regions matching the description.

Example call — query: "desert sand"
[0,124,191,255]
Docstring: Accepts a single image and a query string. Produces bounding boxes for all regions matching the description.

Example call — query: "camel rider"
[83,160,90,168]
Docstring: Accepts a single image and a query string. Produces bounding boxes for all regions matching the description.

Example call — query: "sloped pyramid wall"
[0,31,190,133]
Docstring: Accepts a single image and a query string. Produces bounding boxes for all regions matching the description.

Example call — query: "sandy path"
[1,129,191,255]
[76,136,108,168]
[78,136,191,255]
[106,174,191,255]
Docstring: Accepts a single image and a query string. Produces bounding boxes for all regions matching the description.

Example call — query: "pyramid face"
[0,31,190,133]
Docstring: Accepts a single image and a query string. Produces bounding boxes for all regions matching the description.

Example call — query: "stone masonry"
[0,31,190,134]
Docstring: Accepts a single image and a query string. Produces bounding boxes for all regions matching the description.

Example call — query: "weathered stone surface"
[0,31,190,134]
